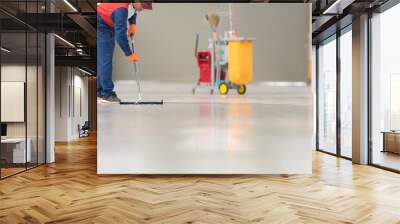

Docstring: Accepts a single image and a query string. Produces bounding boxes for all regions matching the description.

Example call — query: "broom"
[206,12,220,33]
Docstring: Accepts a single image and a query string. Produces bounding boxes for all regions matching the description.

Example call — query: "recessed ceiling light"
[1,47,11,53]
[322,0,353,15]
[54,34,75,48]
[63,0,78,12]
[78,67,93,76]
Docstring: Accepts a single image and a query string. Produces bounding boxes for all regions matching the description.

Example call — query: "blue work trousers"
[97,15,116,97]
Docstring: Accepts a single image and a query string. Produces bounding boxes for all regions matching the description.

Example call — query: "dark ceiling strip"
[67,14,97,38]
[0,7,38,32]
[313,14,352,44]
[374,0,400,12]
[86,0,97,12]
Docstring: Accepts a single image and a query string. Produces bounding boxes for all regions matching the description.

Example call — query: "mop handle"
[131,37,142,102]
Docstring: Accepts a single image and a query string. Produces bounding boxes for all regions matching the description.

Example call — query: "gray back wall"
[112,3,311,83]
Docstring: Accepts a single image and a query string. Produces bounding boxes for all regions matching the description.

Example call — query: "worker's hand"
[128,24,137,37]
[133,3,143,11]
[128,53,139,62]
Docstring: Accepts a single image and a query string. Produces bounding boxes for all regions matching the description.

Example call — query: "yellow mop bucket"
[228,40,253,85]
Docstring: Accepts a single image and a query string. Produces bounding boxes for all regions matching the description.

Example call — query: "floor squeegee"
[120,37,163,105]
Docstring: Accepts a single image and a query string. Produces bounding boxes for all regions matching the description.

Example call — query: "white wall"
[1,65,26,124]
[1,65,37,138]
[72,74,89,138]
[112,3,311,83]
[1,82,25,122]
[55,67,69,141]
[1,65,26,140]
[55,67,89,141]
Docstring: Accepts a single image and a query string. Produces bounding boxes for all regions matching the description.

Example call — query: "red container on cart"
[196,51,211,83]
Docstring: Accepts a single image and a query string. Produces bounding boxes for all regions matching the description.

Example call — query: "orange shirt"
[97,3,129,27]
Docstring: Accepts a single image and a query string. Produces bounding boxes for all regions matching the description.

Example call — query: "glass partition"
[1,31,28,177]
[27,31,38,169]
[38,32,45,165]
[0,0,46,179]
[317,36,337,154]
[339,28,352,158]
[371,3,400,171]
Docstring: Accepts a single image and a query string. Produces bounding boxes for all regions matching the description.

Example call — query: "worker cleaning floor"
[97,3,313,174]
[97,81,313,174]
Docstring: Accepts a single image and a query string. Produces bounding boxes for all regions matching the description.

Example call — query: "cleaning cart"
[192,4,254,95]
[218,38,253,95]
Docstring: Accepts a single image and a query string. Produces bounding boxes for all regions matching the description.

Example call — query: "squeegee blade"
[120,100,164,105]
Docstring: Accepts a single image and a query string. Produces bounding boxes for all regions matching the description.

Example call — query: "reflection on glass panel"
[340,30,352,158]
[371,3,400,171]
[1,31,27,177]
[27,32,38,169]
[0,0,47,179]
[38,33,46,165]
[318,37,337,154]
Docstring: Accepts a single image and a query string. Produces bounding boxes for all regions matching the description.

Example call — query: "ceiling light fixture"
[323,0,341,14]
[63,0,78,12]
[1,47,11,53]
[54,34,75,48]
[322,0,353,15]
[78,67,93,76]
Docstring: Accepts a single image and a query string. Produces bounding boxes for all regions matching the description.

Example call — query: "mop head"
[120,100,164,105]
[206,12,220,31]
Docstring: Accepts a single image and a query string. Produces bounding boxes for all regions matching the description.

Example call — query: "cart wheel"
[219,82,229,95]
[192,88,196,95]
[237,85,246,95]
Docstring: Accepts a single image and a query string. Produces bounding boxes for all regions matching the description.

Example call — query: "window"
[339,28,352,158]
[370,3,400,171]
[316,26,353,159]
[317,36,337,154]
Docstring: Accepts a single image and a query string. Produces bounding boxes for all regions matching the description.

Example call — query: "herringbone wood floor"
[1,135,400,224]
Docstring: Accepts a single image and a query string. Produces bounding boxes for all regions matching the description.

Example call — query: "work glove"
[128,53,139,62]
[128,24,137,37]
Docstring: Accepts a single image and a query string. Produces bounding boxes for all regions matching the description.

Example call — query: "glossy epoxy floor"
[98,82,314,174]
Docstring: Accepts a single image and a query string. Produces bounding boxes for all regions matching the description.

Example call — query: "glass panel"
[371,4,400,171]
[340,29,352,158]
[1,30,28,177]
[312,45,317,149]
[318,37,337,154]
[0,0,46,178]
[26,0,41,169]
[38,32,45,165]
[27,31,38,169]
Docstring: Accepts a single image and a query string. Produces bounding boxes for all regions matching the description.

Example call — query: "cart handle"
[194,33,199,57]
